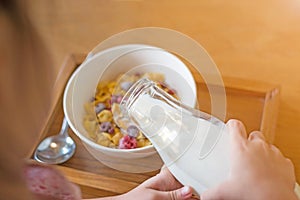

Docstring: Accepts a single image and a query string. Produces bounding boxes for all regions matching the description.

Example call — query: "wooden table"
[28,0,300,183]
[36,53,280,198]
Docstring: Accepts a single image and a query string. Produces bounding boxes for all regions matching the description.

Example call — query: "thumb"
[157,186,193,200]
[226,119,247,152]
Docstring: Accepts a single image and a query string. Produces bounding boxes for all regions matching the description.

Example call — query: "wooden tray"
[33,53,280,198]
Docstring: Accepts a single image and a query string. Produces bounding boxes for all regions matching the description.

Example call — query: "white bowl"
[63,44,197,173]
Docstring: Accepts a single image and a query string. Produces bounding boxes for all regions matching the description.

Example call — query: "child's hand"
[119,166,195,200]
[201,119,297,200]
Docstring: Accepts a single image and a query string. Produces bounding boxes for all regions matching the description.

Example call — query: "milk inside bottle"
[116,78,230,195]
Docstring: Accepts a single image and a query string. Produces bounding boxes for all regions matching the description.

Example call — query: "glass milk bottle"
[117,78,230,195]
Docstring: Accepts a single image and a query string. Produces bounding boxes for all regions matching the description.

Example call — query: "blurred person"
[0,0,55,199]
[0,1,298,200]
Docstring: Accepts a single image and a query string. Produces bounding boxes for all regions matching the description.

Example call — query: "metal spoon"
[34,117,76,164]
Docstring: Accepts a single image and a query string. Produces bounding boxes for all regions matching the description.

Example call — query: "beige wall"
[28,0,300,180]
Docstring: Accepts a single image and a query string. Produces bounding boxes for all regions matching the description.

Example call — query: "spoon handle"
[60,117,69,137]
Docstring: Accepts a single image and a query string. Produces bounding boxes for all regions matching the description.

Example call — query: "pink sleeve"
[23,163,81,200]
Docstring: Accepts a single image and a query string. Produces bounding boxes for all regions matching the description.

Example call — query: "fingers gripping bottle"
[117,78,230,195]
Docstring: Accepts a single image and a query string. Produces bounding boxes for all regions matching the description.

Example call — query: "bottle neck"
[119,78,183,137]
[119,78,224,129]
[120,78,156,116]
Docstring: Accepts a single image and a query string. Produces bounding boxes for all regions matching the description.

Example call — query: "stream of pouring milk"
[128,93,230,194]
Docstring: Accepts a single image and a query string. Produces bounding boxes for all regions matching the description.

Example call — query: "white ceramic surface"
[63,44,197,172]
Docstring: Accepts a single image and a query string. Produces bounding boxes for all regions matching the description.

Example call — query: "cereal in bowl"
[83,73,178,149]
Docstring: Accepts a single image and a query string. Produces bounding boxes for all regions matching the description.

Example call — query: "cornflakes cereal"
[83,73,178,149]
[97,110,113,122]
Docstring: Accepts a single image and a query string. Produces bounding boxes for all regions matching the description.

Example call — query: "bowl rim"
[63,44,197,154]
